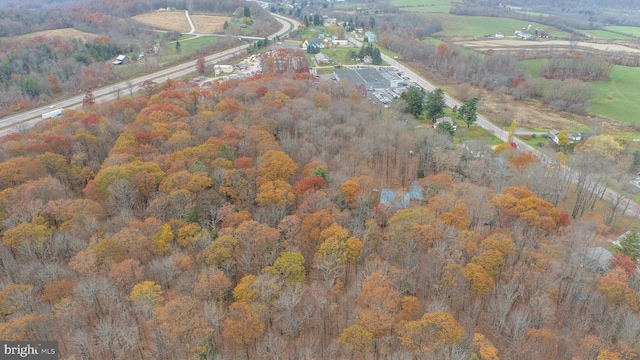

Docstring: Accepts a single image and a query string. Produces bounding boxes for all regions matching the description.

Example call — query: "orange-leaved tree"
[222,301,265,357]
[399,311,464,356]
[492,185,561,235]
[257,150,298,183]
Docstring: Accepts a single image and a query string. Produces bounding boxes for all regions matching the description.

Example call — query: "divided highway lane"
[0,13,298,136]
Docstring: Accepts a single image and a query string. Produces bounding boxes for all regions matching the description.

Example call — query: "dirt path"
[455,39,640,55]
[185,10,195,34]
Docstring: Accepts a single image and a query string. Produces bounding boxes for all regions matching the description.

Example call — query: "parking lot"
[333,66,413,107]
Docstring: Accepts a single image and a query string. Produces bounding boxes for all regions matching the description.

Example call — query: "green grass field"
[299,26,326,40]
[582,30,635,40]
[422,37,445,45]
[521,60,640,126]
[332,1,370,9]
[318,47,360,65]
[390,0,453,13]
[428,14,573,38]
[159,36,224,63]
[590,65,640,126]
[524,59,544,78]
[603,26,640,37]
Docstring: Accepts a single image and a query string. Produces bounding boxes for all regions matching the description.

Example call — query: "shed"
[314,52,332,65]
[112,55,127,65]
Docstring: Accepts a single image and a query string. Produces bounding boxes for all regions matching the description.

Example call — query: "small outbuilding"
[112,55,128,65]
[314,52,332,65]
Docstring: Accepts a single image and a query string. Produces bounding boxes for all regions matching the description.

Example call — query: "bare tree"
[126,81,134,97]
[113,85,122,100]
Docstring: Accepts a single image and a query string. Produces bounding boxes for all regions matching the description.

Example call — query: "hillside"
[0,0,275,116]
[0,69,636,359]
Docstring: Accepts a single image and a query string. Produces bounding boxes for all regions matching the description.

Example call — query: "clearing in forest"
[133,12,191,33]
[190,15,230,34]
[18,28,99,42]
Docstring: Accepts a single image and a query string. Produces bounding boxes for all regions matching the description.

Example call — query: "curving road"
[0,13,299,136]
[346,34,639,217]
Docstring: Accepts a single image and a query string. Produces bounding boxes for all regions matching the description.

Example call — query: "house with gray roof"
[379,181,423,209]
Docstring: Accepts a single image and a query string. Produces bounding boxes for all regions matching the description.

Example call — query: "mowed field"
[133,12,191,32]
[15,28,99,42]
[604,26,640,37]
[190,15,230,34]
[583,29,635,40]
[590,66,640,126]
[431,15,573,38]
[390,0,453,13]
[523,59,640,126]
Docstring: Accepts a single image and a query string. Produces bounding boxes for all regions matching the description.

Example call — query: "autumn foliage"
[0,72,633,359]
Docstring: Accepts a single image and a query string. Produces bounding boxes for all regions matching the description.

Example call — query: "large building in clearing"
[334,67,404,89]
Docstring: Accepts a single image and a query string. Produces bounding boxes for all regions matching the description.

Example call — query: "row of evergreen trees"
[358,44,382,65]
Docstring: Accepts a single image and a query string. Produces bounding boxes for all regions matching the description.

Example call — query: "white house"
[549,129,581,145]
[324,18,337,25]
[331,39,349,47]
[568,133,582,143]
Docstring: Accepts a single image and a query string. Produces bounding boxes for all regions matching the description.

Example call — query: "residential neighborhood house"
[434,117,457,131]
[364,31,377,43]
[379,181,424,209]
[314,52,332,65]
[302,38,324,51]
[548,129,582,145]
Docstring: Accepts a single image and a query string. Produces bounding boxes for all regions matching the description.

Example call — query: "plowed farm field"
[190,15,230,34]
[456,39,640,55]
[19,28,99,42]
[133,12,190,32]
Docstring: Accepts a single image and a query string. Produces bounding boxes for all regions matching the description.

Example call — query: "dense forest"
[0,66,638,359]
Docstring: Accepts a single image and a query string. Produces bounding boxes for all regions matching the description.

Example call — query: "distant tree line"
[504,0,640,27]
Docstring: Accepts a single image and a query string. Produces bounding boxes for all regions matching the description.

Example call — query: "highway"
[2,11,635,218]
[0,13,299,136]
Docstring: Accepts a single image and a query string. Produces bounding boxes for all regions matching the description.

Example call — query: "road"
[0,13,299,137]
[185,10,195,34]
[346,34,640,217]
